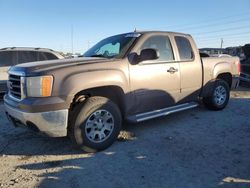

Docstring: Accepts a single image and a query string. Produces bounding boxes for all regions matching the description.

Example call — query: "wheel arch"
[202,71,232,98]
[216,72,232,88]
[69,85,127,118]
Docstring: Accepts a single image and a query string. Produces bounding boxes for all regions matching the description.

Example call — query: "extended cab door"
[173,35,202,102]
[129,34,181,114]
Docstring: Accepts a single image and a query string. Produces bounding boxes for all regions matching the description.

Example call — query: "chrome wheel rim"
[213,85,227,105]
[85,109,114,143]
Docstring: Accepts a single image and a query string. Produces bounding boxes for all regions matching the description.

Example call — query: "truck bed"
[201,56,240,86]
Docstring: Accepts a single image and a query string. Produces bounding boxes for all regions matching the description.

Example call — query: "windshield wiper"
[85,54,117,59]
[89,54,107,58]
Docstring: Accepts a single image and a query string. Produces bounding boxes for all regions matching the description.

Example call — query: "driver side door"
[129,34,181,114]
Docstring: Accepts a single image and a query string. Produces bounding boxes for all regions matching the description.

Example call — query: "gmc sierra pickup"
[4,31,240,152]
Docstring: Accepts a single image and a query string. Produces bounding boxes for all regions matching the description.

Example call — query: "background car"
[240,44,250,87]
[210,54,232,58]
[0,47,64,93]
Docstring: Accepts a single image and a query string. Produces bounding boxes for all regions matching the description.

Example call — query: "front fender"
[60,69,129,101]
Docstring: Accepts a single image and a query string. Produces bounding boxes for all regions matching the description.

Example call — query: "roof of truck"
[134,30,192,36]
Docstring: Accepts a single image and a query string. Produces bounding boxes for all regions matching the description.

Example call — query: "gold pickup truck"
[4,31,240,152]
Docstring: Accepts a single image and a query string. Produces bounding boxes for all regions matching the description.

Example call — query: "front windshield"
[83,33,140,59]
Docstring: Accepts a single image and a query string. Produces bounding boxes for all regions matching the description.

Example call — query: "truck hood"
[9,57,116,76]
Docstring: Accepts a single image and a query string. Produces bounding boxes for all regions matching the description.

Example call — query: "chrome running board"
[127,102,199,123]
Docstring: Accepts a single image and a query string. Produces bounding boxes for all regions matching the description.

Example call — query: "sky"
[0,0,250,54]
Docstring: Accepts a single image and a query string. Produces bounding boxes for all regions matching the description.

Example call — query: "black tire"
[203,79,230,111]
[68,96,122,152]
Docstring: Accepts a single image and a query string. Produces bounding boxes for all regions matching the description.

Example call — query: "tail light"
[235,60,241,74]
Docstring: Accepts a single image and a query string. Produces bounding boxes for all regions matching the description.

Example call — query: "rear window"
[18,51,38,64]
[0,51,16,66]
[175,36,194,61]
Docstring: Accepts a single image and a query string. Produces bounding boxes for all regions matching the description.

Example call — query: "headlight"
[26,75,53,97]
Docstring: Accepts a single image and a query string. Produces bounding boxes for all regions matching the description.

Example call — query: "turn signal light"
[41,76,53,97]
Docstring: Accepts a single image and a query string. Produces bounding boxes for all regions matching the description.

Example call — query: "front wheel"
[68,97,122,152]
[203,79,230,111]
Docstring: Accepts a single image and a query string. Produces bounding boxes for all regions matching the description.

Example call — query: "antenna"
[134,28,137,32]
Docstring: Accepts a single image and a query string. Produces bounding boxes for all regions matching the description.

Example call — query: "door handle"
[167,67,178,74]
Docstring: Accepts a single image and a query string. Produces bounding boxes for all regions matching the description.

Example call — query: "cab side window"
[175,36,194,61]
[141,35,174,62]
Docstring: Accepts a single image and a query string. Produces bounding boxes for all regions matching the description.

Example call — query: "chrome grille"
[8,74,21,99]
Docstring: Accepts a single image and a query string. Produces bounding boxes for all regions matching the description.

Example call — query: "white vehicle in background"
[210,54,232,58]
[0,47,64,93]
[65,54,81,59]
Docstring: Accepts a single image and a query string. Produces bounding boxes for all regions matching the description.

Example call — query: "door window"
[141,35,174,61]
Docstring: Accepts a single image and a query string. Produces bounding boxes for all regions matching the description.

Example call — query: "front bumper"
[4,96,68,137]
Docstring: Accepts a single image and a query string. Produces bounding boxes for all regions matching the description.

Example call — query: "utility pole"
[220,38,224,49]
[71,25,74,54]
[87,40,90,49]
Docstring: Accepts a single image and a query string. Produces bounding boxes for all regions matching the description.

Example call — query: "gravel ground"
[0,88,249,188]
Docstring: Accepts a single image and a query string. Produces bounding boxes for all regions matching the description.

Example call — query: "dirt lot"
[0,88,249,188]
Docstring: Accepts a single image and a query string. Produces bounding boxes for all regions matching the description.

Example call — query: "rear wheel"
[68,96,122,152]
[203,79,230,111]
